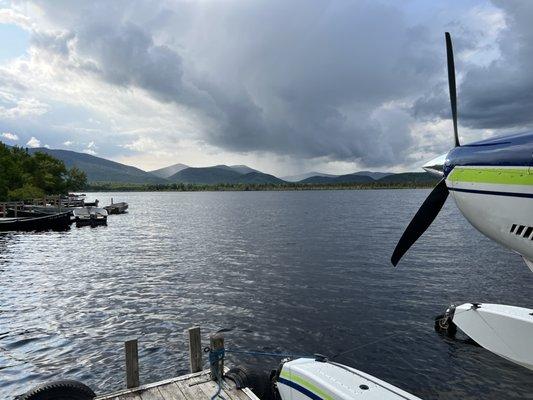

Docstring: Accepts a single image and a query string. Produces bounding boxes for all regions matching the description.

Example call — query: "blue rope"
[209,348,226,400]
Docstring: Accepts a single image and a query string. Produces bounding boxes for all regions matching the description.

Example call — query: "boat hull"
[104,202,128,214]
[0,212,72,232]
[277,358,421,399]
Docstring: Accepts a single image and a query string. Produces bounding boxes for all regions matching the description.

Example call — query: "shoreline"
[86,182,438,192]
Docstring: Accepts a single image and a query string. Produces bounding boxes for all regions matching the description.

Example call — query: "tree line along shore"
[87,181,438,192]
[0,143,87,201]
[1,142,438,200]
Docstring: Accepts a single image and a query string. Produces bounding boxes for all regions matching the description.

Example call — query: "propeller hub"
[422,153,448,177]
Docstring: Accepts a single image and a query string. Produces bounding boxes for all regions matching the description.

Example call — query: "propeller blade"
[445,32,460,147]
[391,179,449,266]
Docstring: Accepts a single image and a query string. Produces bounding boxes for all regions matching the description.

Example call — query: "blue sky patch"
[0,23,29,62]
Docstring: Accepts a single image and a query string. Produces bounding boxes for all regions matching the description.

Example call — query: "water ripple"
[1,190,532,399]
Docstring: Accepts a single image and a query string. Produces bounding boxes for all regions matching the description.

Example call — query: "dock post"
[125,339,140,388]
[209,333,224,381]
[188,326,203,373]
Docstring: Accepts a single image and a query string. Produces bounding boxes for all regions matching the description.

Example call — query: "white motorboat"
[73,207,108,227]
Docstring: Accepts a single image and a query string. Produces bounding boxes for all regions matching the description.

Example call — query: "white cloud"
[0,94,49,119]
[26,136,41,148]
[0,1,520,174]
[81,140,97,154]
[1,132,19,141]
[0,8,31,29]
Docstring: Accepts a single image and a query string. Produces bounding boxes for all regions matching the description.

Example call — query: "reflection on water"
[1,190,532,399]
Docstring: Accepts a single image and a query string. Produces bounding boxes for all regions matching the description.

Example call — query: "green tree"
[8,184,45,200]
[66,167,87,191]
[0,142,88,201]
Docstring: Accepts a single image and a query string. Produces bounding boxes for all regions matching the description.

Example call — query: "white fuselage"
[446,166,533,269]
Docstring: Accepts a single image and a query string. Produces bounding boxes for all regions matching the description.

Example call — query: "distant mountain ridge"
[282,171,337,182]
[27,147,167,184]
[300,174,375,184]
[149,163,189,178]
[5,143,435,186]
[283,170,392,182]
[167,166,283,184]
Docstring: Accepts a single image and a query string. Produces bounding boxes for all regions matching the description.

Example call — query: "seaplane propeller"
[391,32,458,267]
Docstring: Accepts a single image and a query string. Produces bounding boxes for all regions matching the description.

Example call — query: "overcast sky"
[0,0,530,175]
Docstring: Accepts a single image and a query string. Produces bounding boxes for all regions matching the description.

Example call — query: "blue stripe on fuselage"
[277,377,324,400]
[449,187,533,198]
[443,131,533,177]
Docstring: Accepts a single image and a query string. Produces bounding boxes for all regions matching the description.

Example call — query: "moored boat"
[73,207,108,227]
[104,199,128,214]
[0,212,72,232]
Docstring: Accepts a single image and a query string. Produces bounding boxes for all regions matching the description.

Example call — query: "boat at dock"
[73,207,108,227]
[19,328,421,400]
[0,211,72,232]
[104,198,128,214]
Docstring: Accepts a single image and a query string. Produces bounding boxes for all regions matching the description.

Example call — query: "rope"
[225,348,310,358]
[204,304,476,400]
[208,348,226,400]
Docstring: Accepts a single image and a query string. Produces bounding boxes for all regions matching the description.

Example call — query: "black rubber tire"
[20,380,95,400]
[226,366,277,400]
[434,314,457,338]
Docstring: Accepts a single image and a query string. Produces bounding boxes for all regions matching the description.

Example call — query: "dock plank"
[115,393,142,400]
[174,373,211,400]
[157,382,187,400]
[139,388,165,400]
[96,368,258,400]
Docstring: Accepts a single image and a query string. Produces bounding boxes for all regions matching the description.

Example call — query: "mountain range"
[11,144,436,186]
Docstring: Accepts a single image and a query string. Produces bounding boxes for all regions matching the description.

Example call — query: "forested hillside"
[0,143,86,201]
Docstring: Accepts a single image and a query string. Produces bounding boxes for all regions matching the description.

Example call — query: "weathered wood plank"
[241,387,261,400]
[95,370,209,400]
[157,382,187,400]
[115,393,142,400]
[221,380,256,400]
[187,327,203,373]
[96,368,258,400]
[139,388,165,400]
[175,375,209,400]
[195,378,229,400]
[125,339,140,388]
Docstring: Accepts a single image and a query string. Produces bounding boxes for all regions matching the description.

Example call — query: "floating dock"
[96,369,260,400]
[95,327,260,400]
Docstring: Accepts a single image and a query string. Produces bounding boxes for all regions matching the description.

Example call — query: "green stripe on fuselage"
[448,167,533,185]
[279,370,334,400]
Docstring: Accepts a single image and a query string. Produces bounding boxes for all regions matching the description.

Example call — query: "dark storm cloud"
[415,1,533,132]
[28,0,508,167]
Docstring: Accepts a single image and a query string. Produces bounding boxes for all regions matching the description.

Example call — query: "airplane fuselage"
[444,132,533,268]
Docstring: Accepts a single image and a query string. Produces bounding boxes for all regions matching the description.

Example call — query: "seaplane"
[392,33,533,371]
[20,33,531,400]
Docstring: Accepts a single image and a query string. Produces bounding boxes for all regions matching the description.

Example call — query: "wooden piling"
[125,339,140,388]
[188,326,203,373]
[209,333,224,381]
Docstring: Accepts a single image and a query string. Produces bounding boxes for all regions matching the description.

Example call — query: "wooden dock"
[96,369,260,400]
[95,328,260,400]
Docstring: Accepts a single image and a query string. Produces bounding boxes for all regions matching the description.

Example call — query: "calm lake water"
[1,190,532,399]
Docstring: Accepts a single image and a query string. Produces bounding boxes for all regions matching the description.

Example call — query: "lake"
[1,190,532,399]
